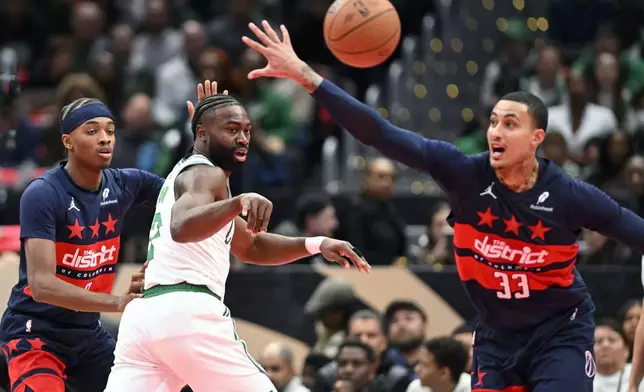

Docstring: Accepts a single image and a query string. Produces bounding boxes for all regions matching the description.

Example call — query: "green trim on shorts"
[143,282,221,301]
[226,307,266,375]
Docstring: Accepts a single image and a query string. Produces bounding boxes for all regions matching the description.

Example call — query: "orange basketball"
[324,0,401,68]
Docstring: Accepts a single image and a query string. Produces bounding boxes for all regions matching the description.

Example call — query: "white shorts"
[104,291,275,392]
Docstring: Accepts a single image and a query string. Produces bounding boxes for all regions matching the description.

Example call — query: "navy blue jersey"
[6,163,164,327]
[312,80,644,331]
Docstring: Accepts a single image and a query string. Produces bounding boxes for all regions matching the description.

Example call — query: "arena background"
[2,0,644,384]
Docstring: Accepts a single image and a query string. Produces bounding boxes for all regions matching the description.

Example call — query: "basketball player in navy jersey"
[0,98,164,392]
[244,21,644,391]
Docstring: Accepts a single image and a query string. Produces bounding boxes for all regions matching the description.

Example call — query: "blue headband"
[60,103,114,134]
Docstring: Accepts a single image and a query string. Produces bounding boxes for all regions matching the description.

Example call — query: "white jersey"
[144,154,234,299]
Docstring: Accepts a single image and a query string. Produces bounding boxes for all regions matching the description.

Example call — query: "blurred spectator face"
[583,139,601,166]
[123,94,152,134]
[145,0,169,34]
[583,229,607,254]
[541,132,568,167]
[416,346,448,388]
[199,49,225,83]
[607,132,631,166]
[258,350,294,390]
[91,52,116,86]
[536,46,561,85]
[307,205,338,237]
[73,3,104,43]
[567,74,589,104]
[595,28,620,57]
[595,53,620,91]
[623,302,641,346]
[348,318,388,359]
[50,46,73,82]
[364,158,396,200]
[429,204,452,243]
[336,347,375,391]
[182,21,206,60]
[624,156,644,197]
[452,332,473,372]
[388,309,425,350]
[594,325,628,374]
[111,25,133,59]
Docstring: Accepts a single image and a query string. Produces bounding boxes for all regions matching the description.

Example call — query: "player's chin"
[489,155,505,169]
[96,156,113,168]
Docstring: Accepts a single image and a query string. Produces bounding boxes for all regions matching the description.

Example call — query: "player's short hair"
[60,97,105,122]
[425,337,469,384]
[191,94,242,138]
[451,321,473,335]
[596,318,627,343]
[337,340,376,363]
[500,91,548,131]
[294,193,333,231]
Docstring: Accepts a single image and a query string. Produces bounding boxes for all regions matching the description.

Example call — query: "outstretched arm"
[242,21,474,192]
[20,181,137,312]
[629,295,644,390]
[231,216,370,272]
[571,180,644,253]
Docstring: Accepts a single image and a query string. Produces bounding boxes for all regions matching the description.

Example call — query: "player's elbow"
[169,222,188,243]
[28,273,56,303]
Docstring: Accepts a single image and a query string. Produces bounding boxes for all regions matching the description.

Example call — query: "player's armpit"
[169,165,242,243]
[230,216,309,265]
[24,238,123,312]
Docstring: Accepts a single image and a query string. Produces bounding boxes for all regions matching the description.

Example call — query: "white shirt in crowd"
[594,363,644,392]
[547,102,617,156]
[406,373,471,392]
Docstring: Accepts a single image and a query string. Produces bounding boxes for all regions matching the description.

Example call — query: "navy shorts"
[471,301,595,392]
[0,310,114,392]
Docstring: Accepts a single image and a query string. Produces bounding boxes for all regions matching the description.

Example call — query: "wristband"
[305,236,326,255]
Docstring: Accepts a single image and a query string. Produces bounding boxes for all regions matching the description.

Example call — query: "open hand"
[239,192,273,236]
[321,239,371,273]
[186,80,229,119]
[116,292,142,312]
[242,21,304,80]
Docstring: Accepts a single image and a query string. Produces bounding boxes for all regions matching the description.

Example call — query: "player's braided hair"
[191,94,241,139]
[60,97,104,122]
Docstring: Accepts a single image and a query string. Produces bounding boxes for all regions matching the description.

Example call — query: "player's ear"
[533,128,545,145]
[196,124,207,142]
[61,134,73,152]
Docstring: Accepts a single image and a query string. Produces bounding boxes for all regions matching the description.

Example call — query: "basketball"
[323,0,401,69]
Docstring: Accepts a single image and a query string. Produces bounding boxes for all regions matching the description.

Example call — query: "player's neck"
[495,157,539,193]
[64,160,103,191]
[431,379,457,392]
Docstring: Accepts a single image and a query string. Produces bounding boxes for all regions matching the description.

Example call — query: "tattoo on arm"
[298,63,324,93]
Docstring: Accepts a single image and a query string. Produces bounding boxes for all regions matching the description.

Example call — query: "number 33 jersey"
[447,156,639,330]
[143,154,234,300]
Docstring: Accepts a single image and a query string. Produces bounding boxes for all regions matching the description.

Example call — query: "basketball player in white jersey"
[104,81,371,392]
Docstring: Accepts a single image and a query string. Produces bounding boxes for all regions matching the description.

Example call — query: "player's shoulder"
[21,166,64,201]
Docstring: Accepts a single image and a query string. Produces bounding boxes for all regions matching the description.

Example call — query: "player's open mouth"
[490,144,505,159]
[97,147,113,158]
[233,148,248,161]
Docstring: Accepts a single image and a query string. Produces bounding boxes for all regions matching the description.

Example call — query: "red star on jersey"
[5,339,19,354]
[477,207,499,228]
[89,218,100,238]
[27,338,46,350]
[528,220,552,241]
[67,219,85,239]
[102,213,118,234]
[474,367,487,387]
[503,215,523,236]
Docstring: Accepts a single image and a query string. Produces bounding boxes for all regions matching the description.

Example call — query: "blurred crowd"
[2,0,644,391]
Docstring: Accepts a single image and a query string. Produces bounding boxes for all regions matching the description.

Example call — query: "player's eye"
[106,129,115,135]
[87,129,97,135]
[504,121,515,128]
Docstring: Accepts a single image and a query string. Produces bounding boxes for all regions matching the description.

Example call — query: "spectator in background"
[315,310,412,392]
[451,323,474,373]
[153,20,206,127]
[520,45,565,108]
[547,0,614,52]
[594,319,638,392]
[416,202,454,267]
[334,340,379,392]
[207,0,265,61]
[589,52,630,125]
[384,301,427,373]
[619,300,642,360]
[480,18,530,109]
[540,131,581,178]
[259,342,310,392]
[305,277,358,359]
[547,73,617,161]
[618,155,644,216]
[303,354,333,390]
[406,337,471,392]
[337,158,406,265]
[454,107,491,155]
[128,0,181,75]
[580,227,636,265]
[69,2,107,70]
[586,131,633,189]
